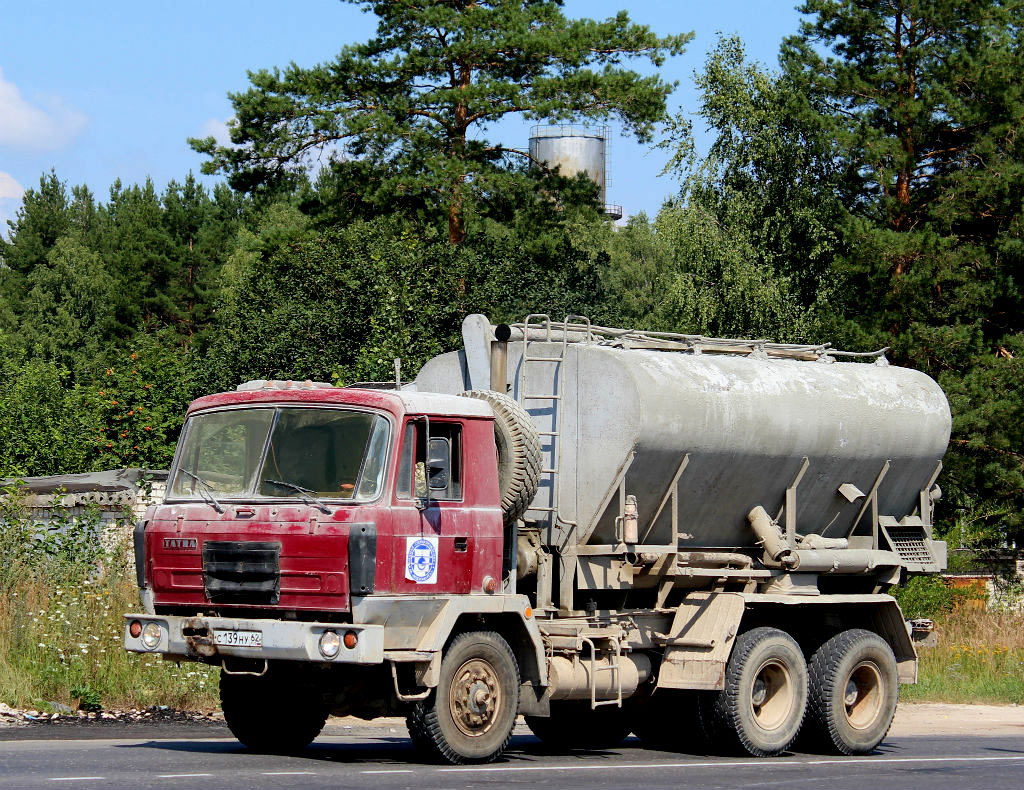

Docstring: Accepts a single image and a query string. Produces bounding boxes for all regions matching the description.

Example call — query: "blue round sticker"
[407,538,438,583]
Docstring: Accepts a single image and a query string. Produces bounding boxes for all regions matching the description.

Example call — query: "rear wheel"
[406,631,520,764]
[807,629,898,754]
[700,627,807,757]
[526,701,630,751]
[220,666,327,754]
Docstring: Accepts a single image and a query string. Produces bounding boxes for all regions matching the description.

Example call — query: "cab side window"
[396,421,462,501]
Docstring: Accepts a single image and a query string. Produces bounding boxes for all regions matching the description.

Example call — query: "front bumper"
[123,614,384,664]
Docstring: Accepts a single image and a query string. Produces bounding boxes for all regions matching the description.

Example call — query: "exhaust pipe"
[490,323,511,393]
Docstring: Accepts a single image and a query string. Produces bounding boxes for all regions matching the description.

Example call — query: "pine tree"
[191,0,690,244]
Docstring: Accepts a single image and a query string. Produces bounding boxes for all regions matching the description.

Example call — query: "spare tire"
[461,389,542,524]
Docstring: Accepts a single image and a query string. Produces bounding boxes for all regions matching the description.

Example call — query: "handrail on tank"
[504,315,890,364]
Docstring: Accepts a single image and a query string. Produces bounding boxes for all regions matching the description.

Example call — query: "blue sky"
[0,1,805,235]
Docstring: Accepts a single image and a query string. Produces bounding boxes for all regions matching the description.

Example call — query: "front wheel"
[407,631,520,764]
[220,666,328,754]
[807,629,899,754]
[700,627,808,757]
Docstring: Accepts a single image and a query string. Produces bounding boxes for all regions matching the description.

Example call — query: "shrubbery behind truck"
[124,314,950,763]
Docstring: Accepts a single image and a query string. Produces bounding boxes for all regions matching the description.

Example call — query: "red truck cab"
[136,381,504,619]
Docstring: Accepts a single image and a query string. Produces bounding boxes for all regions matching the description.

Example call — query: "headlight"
[141,622,162,649]
[319,630,341,658]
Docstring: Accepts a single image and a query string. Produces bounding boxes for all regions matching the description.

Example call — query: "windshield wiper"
[264,479,331,514]
[177,468,224,513]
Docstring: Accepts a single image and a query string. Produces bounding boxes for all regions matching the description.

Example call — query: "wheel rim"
[843,660,883,730]
[449,658,501,738]
[749,659,794,731]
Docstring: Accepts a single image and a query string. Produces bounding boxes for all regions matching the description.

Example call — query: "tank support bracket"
[777,457,809,549]
[642,452,691,545]
[847,460,891,548]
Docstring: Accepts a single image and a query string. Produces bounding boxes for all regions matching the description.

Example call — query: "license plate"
[213,629,263,648]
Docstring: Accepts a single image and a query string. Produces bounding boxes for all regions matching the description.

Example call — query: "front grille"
[883,525,934,565]
[203,541,281,605]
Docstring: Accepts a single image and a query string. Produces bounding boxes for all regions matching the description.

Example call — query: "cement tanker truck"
[125,314,950,763]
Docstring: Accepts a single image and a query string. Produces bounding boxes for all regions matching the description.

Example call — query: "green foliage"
[80,334,196,471]
[191,0,690,242]
[70,684,103,713]
[201,211,602,389]
[20,237,118,370]
[594,36,839,341]
[894,575,976,620]
[0,350,91,478]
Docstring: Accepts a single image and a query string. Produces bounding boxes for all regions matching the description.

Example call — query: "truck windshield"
[169,407,390,502]
[169,409,275,498]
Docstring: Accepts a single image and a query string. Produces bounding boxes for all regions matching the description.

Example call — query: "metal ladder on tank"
[581,634,624,709]
[517,314,591,528]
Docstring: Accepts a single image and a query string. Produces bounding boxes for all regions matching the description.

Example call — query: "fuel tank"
[414,316,951,550]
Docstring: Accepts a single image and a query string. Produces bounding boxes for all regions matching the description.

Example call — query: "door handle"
[454,537,468,552]
[234,507,255,518]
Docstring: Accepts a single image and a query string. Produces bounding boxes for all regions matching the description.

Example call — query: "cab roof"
[185,381,493,420]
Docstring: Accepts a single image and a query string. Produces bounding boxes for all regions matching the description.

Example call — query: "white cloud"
[0,67,87,150]
[0,172,23,238]
[198,117,233,146]
[0,171,23,201]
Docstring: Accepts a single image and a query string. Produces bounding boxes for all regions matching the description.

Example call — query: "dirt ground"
[890,703,1024,736]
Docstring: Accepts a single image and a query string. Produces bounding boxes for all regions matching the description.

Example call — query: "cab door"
[390,418,474,594]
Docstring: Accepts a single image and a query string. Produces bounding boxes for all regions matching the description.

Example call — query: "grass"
[902,606,1024,704]
[0,496,218,713]
[0,569,219,712]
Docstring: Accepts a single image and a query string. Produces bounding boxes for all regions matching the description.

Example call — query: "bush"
[894,575,981,619]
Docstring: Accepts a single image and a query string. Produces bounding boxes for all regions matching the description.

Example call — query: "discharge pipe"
[747,506,796,566]
[748,505,902,573]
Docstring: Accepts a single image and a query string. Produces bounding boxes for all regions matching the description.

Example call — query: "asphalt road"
[1,724,1022,790]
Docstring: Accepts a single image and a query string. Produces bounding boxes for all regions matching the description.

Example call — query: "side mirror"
[427,437,451,491]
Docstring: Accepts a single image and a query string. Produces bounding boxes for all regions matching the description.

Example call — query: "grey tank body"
[413,317,951,550]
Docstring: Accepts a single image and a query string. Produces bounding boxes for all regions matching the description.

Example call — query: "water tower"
[528,125,623,220]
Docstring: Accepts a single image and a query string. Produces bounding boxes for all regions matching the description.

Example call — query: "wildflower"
[106,369,112,376]
[144,426,152,431]
[131,353,137,360]
[111,400,118,405]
